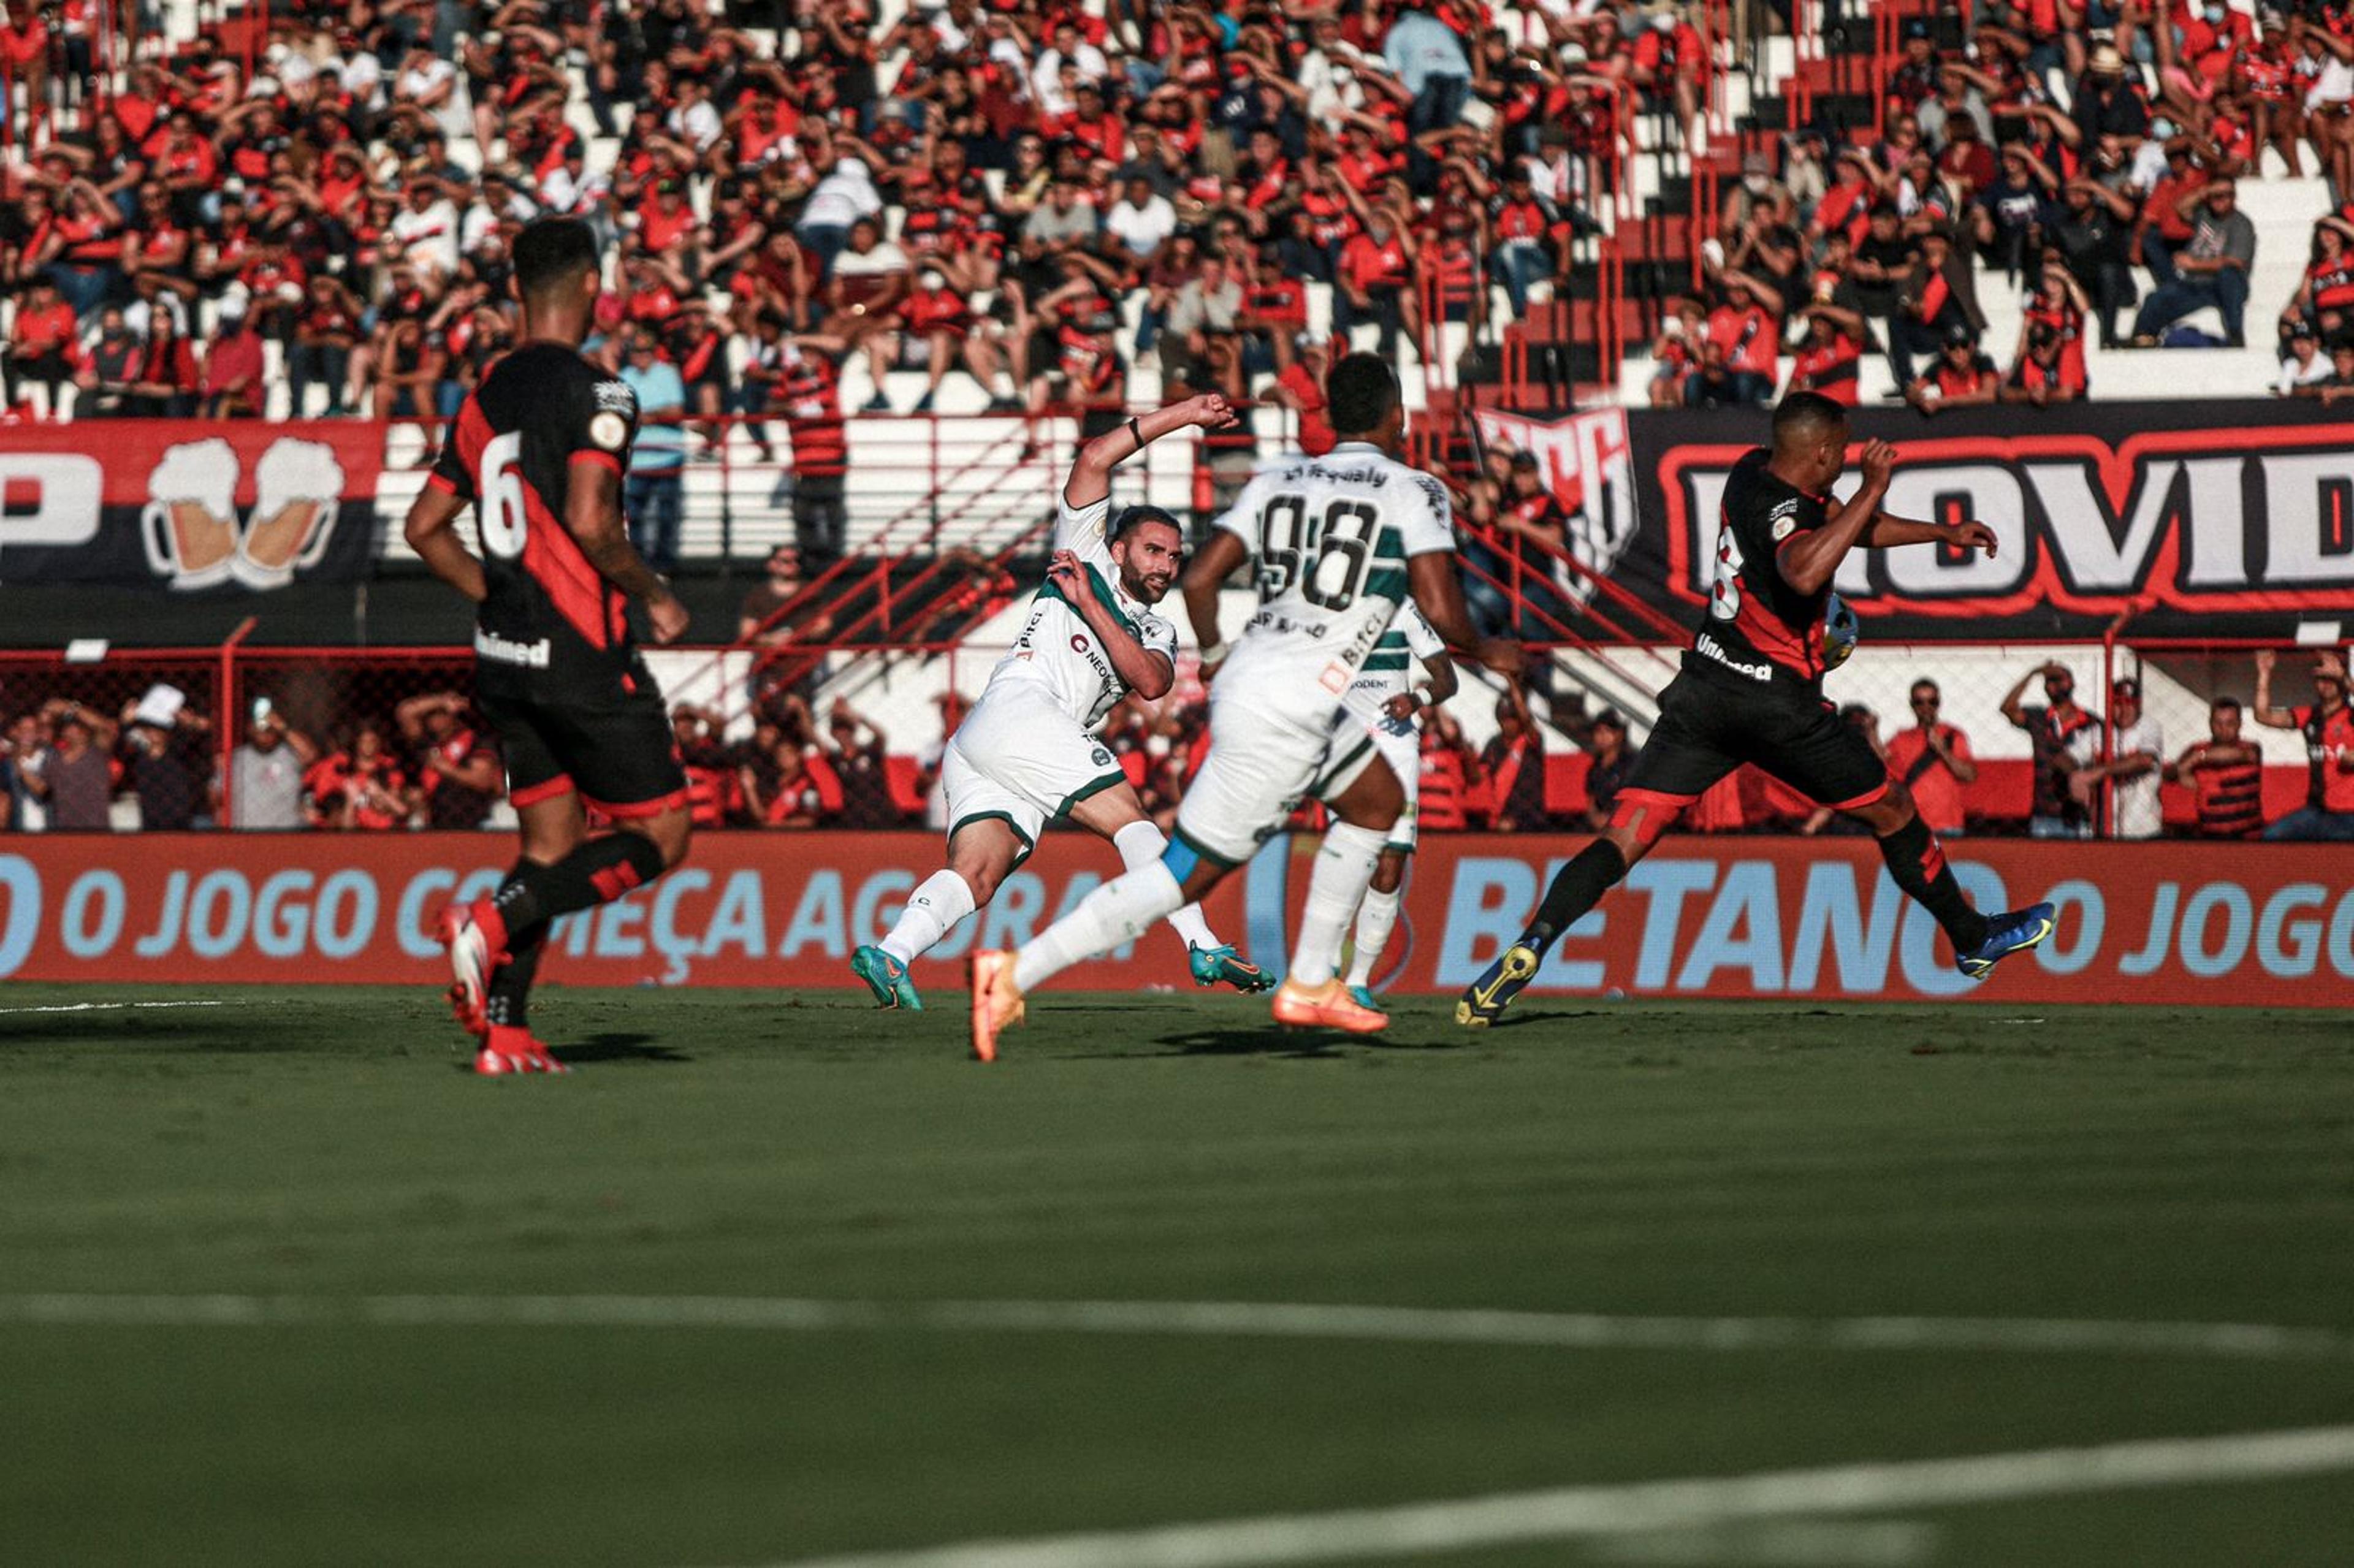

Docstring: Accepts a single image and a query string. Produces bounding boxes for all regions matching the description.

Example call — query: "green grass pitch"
[4,983,2353,1567]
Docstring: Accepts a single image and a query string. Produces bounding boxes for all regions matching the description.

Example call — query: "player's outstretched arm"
[1406,551,1520,679]
[403,485,487,604]
[1861,510,1998,555]
[1064,392,1235,511]
[564,459,689,643]
[1048,547,1175,699]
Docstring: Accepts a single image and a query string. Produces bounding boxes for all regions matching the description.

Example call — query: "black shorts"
[476,664,686,820]
[1619,671,1891,818]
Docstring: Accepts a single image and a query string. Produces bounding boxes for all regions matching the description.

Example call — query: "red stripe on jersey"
[520,481,615,650]
[1732,585,1814,675]
[570,449,623,475]
[426,469,460,496]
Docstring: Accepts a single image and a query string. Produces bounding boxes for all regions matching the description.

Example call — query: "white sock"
[1013,860,1183,994]
[1346,883,1404,990]
[878,869,977,964]
[1114,819,1220,953]
[1289,822,1388,988]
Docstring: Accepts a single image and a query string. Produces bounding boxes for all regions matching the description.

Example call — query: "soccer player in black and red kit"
[1460,392,2057,1024]
[402,218,695,1074]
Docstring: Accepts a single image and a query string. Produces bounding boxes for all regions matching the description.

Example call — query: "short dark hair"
[2212,695,2242,713]
[512,217,600,299]
[1328,352,1400,437]
[1110,504,1184,546]
[1773,389,1848,447]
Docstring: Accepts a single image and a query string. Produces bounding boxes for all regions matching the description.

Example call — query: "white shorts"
[942,682,1127,858]
[1173,690,1381,866]
[1368,713,1422,853]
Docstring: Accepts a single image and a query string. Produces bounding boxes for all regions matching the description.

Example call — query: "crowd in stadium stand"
[6,649,2349,837]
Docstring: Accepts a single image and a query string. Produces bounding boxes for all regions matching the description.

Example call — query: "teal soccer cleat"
[851,945,923,1010]
[1189,944,1275,992]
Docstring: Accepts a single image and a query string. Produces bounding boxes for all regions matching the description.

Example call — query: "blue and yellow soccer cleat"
[851,945,923,1010]
[1190,943,1275,992]
[1456,940,1543,1027]
[1956,902,2057,981]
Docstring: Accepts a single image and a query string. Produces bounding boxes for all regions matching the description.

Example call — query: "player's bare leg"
[1344,848,1411,1010]
[1068,786,1270,992]
[1272,752,1401,1035]
[444,797,691,1073]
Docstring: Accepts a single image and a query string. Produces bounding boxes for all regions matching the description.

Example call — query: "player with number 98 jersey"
[426,339,686,816]
[1175,442,1458,867]
[1211,446,1458,734]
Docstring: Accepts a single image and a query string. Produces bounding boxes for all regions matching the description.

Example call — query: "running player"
[850,393,1270,1007]
[970,354,1518,1060]
[402,216,695,1075]
[1339,605,1457,1011]
[1458,391,2057,1026]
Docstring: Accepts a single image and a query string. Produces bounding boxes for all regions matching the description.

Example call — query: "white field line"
[0,1000,228,1016]
[725,1425,2354,1568]
[1,1295,2349,1367]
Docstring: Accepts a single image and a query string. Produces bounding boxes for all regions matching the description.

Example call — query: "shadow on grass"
[554,1032,691,1066]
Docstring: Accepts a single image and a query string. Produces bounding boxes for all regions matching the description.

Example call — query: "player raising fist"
[850,392,1272,1010]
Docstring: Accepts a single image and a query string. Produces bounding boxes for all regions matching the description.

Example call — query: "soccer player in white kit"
[852,393,1270,1009]
[1340,606,1458,1011]
[970,354,1517,1057]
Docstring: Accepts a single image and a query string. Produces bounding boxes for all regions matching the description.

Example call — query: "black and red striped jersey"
[428,341,642,682]
[1685,446,1830,695]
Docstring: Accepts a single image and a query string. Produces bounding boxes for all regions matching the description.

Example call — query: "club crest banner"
[0,421,380,592]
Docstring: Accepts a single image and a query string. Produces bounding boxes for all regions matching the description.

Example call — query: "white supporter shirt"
[985,493,1178,731]
[1213,442,1458,734]
[2111,714,2164,839]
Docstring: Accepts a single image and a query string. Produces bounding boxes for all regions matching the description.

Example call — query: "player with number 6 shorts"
[967,354,1520,1059]
[851,394,1271,1010]
[402,217,695,1075]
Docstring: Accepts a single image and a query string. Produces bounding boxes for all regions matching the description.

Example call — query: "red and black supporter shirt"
[2297,702,2354,812]
[1687,447,1832,696]
[427,341,644,683]
[2183,743,2264,837]
[1789,332,1862,403]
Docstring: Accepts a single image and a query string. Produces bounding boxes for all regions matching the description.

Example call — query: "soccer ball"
[1823,593,1859,671]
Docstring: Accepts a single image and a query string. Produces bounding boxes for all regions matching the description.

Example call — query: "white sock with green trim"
[878,869,976,964]
[1114,820,1218,952]
[1346,883,1403,990]
[1289,822,1388,988]
[1013,860,1183,994]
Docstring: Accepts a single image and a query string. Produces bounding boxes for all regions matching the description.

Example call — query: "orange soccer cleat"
[474,1025,570,1076]
[436,900,507,1040]
[1271,976,1390,1035]
[968,950,1025,1063]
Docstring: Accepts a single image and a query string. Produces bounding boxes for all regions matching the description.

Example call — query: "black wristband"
[1127,417,1144,451]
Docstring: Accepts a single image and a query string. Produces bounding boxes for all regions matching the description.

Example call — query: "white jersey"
[1346,601,1446,715]
[1213,443,1457,733]
[986,493,1178,731]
